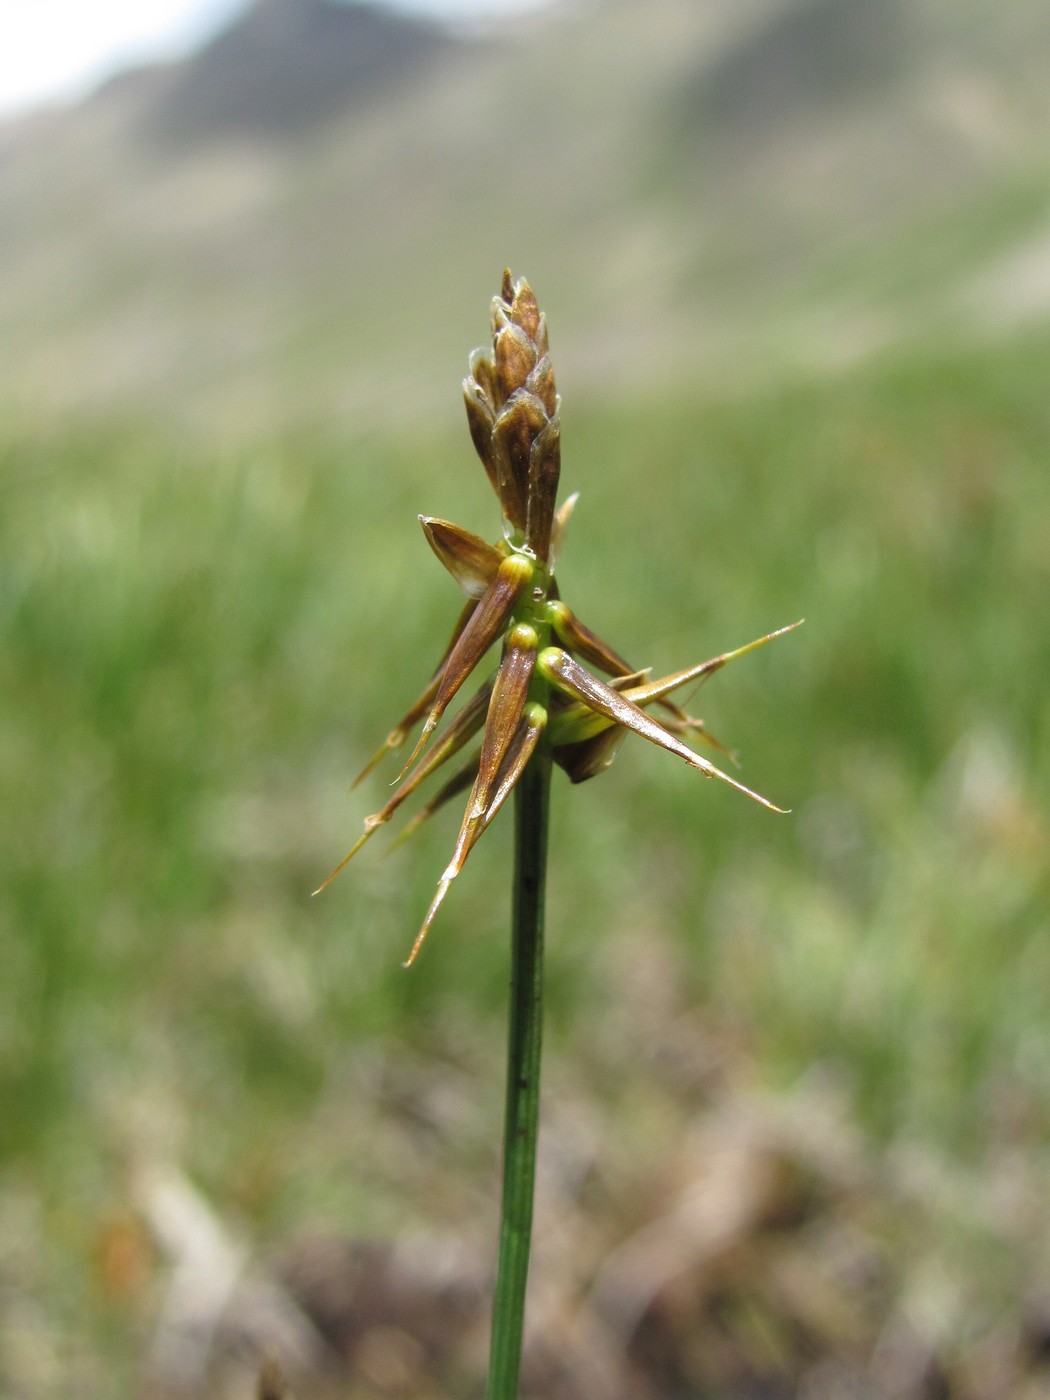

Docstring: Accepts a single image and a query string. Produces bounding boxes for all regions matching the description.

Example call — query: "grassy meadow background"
[2,1,1050,1395]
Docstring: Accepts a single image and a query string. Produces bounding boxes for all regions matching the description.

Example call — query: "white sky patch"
[0,0,246,114]
[0,0,560,118]
[386,0,556,14]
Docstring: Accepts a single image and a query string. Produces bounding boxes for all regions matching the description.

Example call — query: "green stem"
[486,741,552,1400]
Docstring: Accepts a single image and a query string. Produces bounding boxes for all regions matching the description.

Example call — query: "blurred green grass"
[1,327,1049,1387]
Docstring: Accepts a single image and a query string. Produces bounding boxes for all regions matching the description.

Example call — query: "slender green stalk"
[486,741,552,1399]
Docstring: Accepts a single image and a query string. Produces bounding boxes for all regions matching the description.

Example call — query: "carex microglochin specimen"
[317,271,797,963]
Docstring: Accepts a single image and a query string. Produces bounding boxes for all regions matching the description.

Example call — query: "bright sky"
[0,0,556,117]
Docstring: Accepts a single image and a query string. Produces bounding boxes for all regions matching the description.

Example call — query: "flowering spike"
[419,516,503,599]
[537,646,787,812]
[325,271,796,967]
[397,552,533,778]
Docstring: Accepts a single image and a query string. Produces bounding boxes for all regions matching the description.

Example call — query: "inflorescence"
[317,271,799,963]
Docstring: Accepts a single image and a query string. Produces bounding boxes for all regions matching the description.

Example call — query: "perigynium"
[317,269,798,964]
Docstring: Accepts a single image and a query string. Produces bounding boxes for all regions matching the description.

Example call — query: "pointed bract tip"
[687,747,788,813]
[312,822,376,896]
[718,773,790,815]
[402,873,455,967]
[715,617,806,668]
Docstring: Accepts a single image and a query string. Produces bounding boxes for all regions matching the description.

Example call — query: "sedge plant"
[317,271,798,1398]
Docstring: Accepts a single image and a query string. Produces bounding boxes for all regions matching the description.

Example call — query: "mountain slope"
[140,0,453,143]
[1,0,1049,442]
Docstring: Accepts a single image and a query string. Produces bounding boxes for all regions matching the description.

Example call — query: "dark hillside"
[0,0,1048,438]
[140,0,454,143]
[696,0,907,131]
